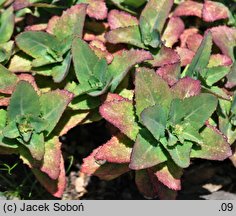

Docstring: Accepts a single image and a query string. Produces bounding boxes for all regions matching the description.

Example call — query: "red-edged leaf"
[135,169,159,199]
[95,133,132,163]
[191,125,232,161]
[211,26,236,60]
[173,1,203,18]
[180,28,199,47]
[0,98,10,107]
[108,9,138,30]
[171,77,201,99]
[156,63,180,86]
[81,147,130,180]
[86,0,108,20]
[46,4,87,41]
[17,73,39,92]
[13,0,30,10]
[203,0,230,22]
[162,17,185,48]
[25,24,47,32]
[99,99,140,141]
[156,181,178,200]
[154,161,183,191]
[208,54,233,67]
[175,47,195,66]
[40,136,61,180]
[89,39,113,64]
[32,155,66,198]
[149,46,180,67]
[186,33,203,52]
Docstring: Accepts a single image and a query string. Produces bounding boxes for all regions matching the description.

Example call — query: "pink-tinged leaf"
[208,54,233,67]
[154,161,183,191]
[171,77,201,99]
[99,99,140,141]
[25,24,47,32]
[13,0,30,10]
[191,125,232,161]
[162,17,185,48]
[89,40,113,64]
[156,63,180,86]
[95,133,133,163]
[186,33,203,52]
[130,130,167,170]
[108,9,138,30]
[32,156,66,198]
[0,98,10,107]
[81,147,130,180]
[17,73,39,92]
[173,1,203,18]
[102,93,125,103]
[230,146,236,167]
[149,46,180,67]
[180,28,199,47]
[211,26,236,60]
[135,169,159,199]
[203,0,230,22]
[46,4,87,41]
[85,0,107,20]
[40,136,61,180]
[175,47,195,66]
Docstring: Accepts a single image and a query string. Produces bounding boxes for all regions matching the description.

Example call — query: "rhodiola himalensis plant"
[81,68,232,199]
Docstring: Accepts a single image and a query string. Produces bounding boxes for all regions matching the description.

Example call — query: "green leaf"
[8,81,40,122]
[122,0,147,8]
[161,138,192,168]
[3,121,20,139]
[129,129,168,170]
[16,31,63,67]
[169,93,218,129]
[69,94,100,110]
[141,104,168,140]
[181,124,203,144]
[0,64,18,94]
[219,116,236,145]
[135,68,172,119]
[191,126,232,160]
[202,66,231,86]
[139,0,174,48]
[51,51,72,83]
[100,99,140,141]
[0,109,7,129]
[184,31,212,78]
[0,41,14,64]
[40,90,73,135]
[0,7,14,43]
[105,25,147,49]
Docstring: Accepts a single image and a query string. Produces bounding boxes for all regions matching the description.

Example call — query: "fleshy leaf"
[108,9,138,30]
[141,104,168,140]
[0,7,14,43]
[191,125,232,161]
[173,1,203,18]
[135,68,172,118]
[211,26,236,60]
[208,54,233,68]
[95,133,133,163]
[186,33,203,52]
[0,64,18,94]
[32,155,66,198]
[169,93,218,129]
[129,129,168,170]
[154,160,183,190]
[175,47,195,66]
[105,26,146,49]
[108,49,153,92]
[162,17,185,48]
[180,28,198,48]
[8,81,40,122]
[40,136,61,180]
[171,77,201,99]
[203,1,230,22]
[100,99,140,141]
[47,4,87,42]
[15,31,63,67]
[219,116,236,145]
[135,169,159,199]
[156,63,181,86]
[149,46,180,67]
[184,31,212,78]
[226,62,236,88]
[81,147,130,180]
[40,90,73,136]
[139,0,174,48]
